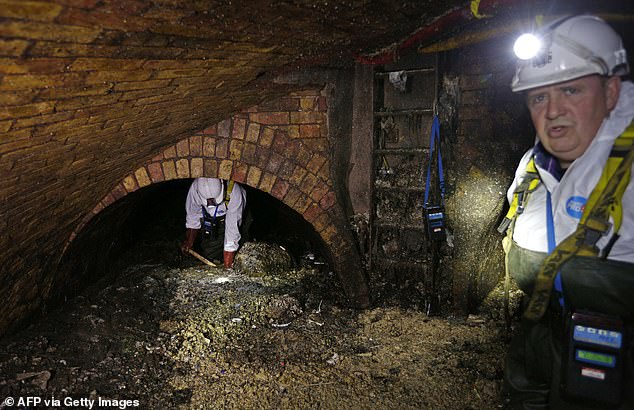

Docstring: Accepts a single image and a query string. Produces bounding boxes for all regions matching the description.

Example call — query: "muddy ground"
[0,242,514,409]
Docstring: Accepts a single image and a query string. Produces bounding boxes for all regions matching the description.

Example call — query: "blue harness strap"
[424,115,445,207]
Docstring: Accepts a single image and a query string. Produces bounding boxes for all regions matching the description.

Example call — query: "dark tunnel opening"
[56,179,331,303]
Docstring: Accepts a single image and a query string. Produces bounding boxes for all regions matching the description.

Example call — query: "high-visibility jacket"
[508,81,634,263]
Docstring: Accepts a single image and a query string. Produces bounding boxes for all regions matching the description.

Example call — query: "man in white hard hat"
[181,177,247,268]
[500,15,634,409]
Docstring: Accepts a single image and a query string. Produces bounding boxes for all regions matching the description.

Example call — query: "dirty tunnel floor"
[0,255,510,409]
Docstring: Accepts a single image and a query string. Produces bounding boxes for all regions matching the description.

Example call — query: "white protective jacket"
[508,81,634,263]
[185,178,246,252]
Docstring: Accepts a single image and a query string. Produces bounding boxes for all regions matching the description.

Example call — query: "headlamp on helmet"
[514,33,542,60]
[511,15,629,92]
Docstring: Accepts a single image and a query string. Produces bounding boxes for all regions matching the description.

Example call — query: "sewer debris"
[0,241,510,408]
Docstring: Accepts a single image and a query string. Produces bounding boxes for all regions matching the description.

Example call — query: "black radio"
[424,205,446,241]
[561,310,626,405]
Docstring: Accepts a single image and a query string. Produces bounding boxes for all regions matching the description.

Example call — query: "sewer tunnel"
[1,1,633,407]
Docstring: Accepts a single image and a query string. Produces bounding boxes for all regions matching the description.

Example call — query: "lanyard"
[546,191,565,307]
[424,115,445,207]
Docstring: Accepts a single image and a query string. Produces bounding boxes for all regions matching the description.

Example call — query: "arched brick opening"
[64,90,369,307]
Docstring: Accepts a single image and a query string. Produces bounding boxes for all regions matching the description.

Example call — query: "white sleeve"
[224,183,246,252]
[506,149,534,204]
[185,183,203,229]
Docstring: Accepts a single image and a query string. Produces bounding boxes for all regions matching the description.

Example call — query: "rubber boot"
[223,250,236,269]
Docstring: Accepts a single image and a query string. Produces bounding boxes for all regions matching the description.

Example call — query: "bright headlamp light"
[513,33,542,60]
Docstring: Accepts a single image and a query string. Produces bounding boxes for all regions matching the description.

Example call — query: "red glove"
[181,228,198,254]
[223,250,236,268]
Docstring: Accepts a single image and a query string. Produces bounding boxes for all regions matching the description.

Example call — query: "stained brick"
[0,21,101,43]
[313,213,330,232]
[232,162,248,183]
[300,172,319,195]
[246,122,260,142]
[204,158,218,176]
[270,178,290,199]
[307,155,326,174]
[271,129,288,154]
[302,138,329,153]
[295,144,312,166]
[290,112,324,124]
[13,111,75,129]
[215,138,229,158]
[319,191,337,210]
[320,224,337,242]
[241,142,257,163]
[0,73,84,91]
[70,58,145,71]
[0,39,30,57]
[310,180,331,202]
[217,119,231,138]
[299,97,317,111]
[259,126,275,147]
[277,160,295,180]
[294,194,312,214]
[281,187,301,209]
[159,146,174,159]
[203,137,216,157]
[246,165,262,187]
[229,139,244,160]
[289,165,307,186]
[0,57,55,74]
[231,118,246,140]
[265,152,284,174]
[154,69,207,79]
[190,157,203,177]
[300,124,321,138]
[0,120,12,133]
[162,160,177,180]
[202,125,217,135]
[147,162,164,182]
[114,79,172,92]
[218,159,233,180]
[123,175,139,193]
[175,158,190,178]
[111,183,127,200]
[134,167,151,187]
[303,203,322,223]
[188,135,202,156]
[249,112,289,125]
[54,94,121,112]
[258,172,276,193]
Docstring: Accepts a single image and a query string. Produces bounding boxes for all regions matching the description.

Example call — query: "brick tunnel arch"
[63,90,369,307]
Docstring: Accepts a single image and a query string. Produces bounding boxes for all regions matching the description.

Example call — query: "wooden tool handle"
[187,249,217,267]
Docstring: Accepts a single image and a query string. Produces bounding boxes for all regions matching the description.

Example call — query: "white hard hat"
[511,15,629,92]
[195,178,224,205]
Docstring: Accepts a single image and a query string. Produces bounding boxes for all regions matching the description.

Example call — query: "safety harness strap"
[498,158,541,234]
[224,180,234,203]
[524,125,634,321]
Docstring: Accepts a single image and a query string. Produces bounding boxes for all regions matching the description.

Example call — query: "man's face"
[526,75,621,168]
